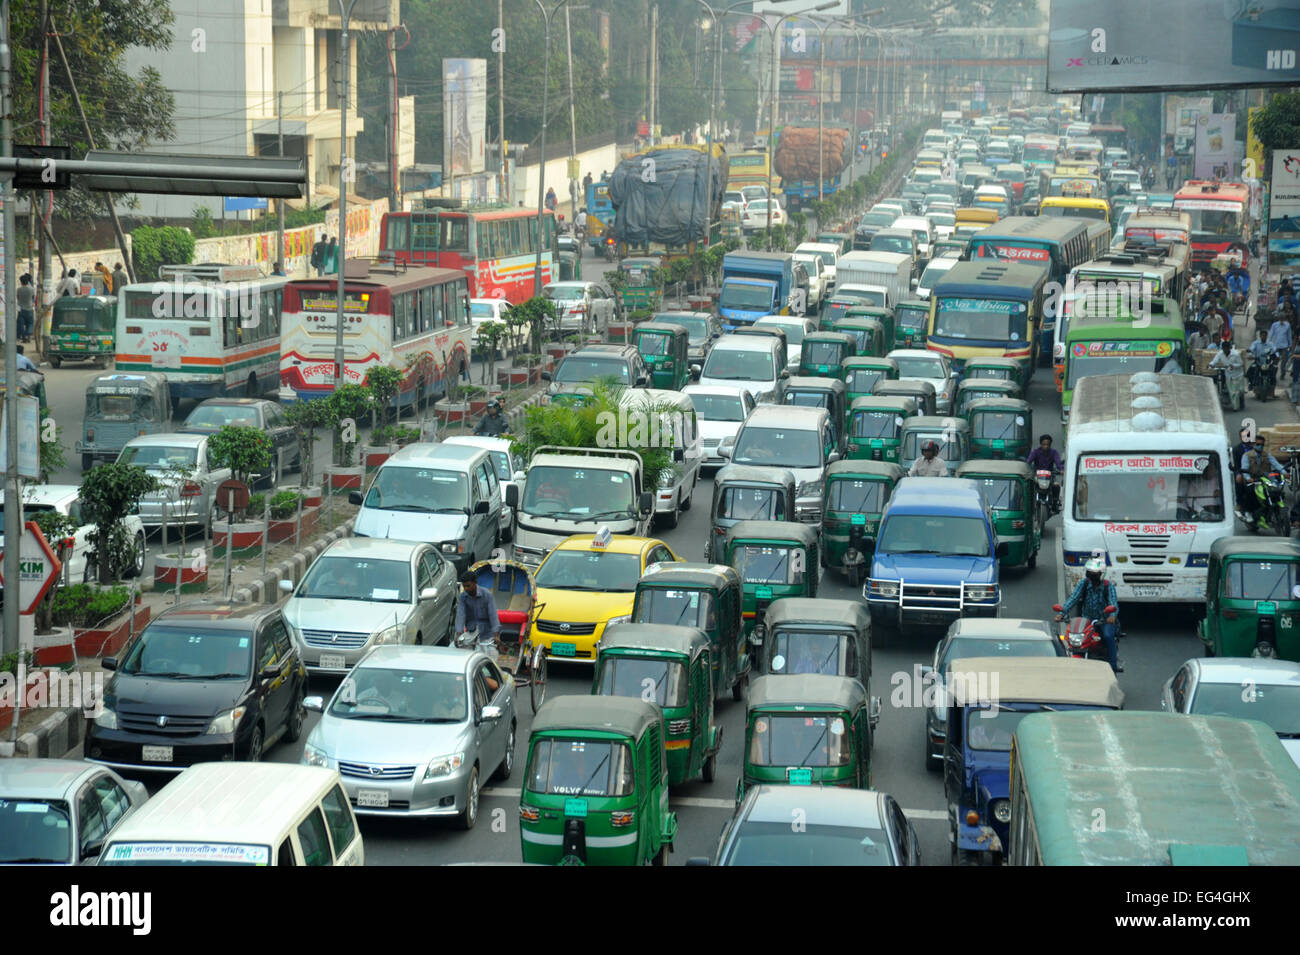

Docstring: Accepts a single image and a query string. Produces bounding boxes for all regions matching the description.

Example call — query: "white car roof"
[442,435,515,455]
[1189,658,1300,687]
[683,384,753,400]
[0,484,78,507]
[124,432,207,449]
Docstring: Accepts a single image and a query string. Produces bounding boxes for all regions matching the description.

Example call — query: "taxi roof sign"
[592,526,612,549]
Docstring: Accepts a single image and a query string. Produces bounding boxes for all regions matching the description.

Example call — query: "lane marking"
[482,786,946,820]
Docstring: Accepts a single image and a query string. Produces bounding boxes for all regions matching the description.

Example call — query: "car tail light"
[610,811,635,828]
[180,482,202,498]
[519,806,540,822]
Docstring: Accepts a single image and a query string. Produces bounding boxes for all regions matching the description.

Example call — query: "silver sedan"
[302,645,516,829]
[1160,657,1300,768]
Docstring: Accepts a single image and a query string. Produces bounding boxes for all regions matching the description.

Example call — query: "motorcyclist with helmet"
[1240,434,1285,528]
[1025,433,1063,513]
[474,398,511,437]
[1055,557,1121,673]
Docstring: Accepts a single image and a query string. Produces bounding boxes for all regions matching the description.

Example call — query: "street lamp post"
[334,0,361,393]
[807,12,880,201]
[532,0,570,292]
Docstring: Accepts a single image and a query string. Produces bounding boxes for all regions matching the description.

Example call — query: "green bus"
[1060,299,1185,424]
[1008,711,1300,866]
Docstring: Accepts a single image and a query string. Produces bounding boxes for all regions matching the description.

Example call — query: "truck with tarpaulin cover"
[608,143,727,261]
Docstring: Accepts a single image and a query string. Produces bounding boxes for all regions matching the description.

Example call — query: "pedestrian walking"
[310,236,326,277]
[111,263,128,294]
[94,261,112,293]
[15,273,35,341]
[325,237,339,275]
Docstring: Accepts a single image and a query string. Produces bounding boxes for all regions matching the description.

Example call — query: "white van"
[99,763,363,866]
[620,388,704,529]
[697,333,789,404]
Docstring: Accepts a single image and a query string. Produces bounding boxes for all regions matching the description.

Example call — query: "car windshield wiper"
[301,592,364,601]
[357,713,426,722]
[175,672,245,680]
[377,504,438,513]
[584,510,634,521]
[130,670,189,678]
[798,726,829,768]
[0,856,64,863]
[421,717,463,723]
[885,548,941,555]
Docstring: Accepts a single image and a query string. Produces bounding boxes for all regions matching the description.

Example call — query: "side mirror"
[420,586,439,601]
[304,695,325,712]
[827,451,841,464]
[995,541,1009,559]
[512,471,525,484]
[101,657,117,671]
[717,443,733,459]
[278,579,294,594]
[690,365,702,380]
[261,664,280,680]
[348,490,363,506]
[81,841,104,861]
[540,371,553,381]
[636,375,648,387]
[638,491,654,516]
[474,500,490,515]
[673,448,685,463]
[779,369,790,379]
[870,696,882,730]
[480,704,503,722]
[505,485,520,508]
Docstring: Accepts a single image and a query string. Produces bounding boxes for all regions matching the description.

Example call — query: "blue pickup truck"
[863,478,1005,630]
[718,251,796,331]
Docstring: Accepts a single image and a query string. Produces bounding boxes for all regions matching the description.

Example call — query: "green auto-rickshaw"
[954,378,1021,417]
[631,562,751,701]
[872,379,937,416]
[830,316,885,358]
[966,397,1033,461]
[724,520,820,643]
[844,357,900,405]
[822,460,905,584]
[932,238,968,259]
[763,599,875,695]
[964,356,1029,390]
[899,415,971,475]
[956,459,1042,568]
[819,296,862,332]
[557,235,583,281]
[594,623,722,785]
[739,674,874,801]
[845,307,896,353]
[633,322,691,390]
[706,465,797,562]
[799,331,856,379]
[846,395,917,463]
[1198,537,1300,661]
[520,695,678,866]
[619,256,664,312]
[49,294,116,368]
[817,231,854,256]
[783,376,848,455]
[894,300,930,349]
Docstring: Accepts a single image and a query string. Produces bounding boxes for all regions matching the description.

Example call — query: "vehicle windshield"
[596,657,688,708]
[521,465,635,519]
[846,369,888,393]
[1176,206,1244,238]
[892,356,946,380]
[901,431,961,462]
[877,515,989,557]
[929,213,956,227]
[717,486,786,521]
[637,332,673,356]
[329,667,468,722]
[863,212,894,227]
[723,821,894,866]
[757,321,806,345]
[822,301,856,324]
[1072,452,1225,522]
[1065,343,1184,389]
[690,393,746,422]
[527,738,635,796]
[870,235,913,255]
[665,315,710,342]
[803,341,847,368]
[827,477,889,512]
[785,392,831,414]
[934,298,1027,343]
[0,798,71,863]
[0,504,57,535]
[89,394,152,418]
[897,308,927,330]
[120,626,251,679]
[535,550,644,592]
[940,637,1057,669]
[555,357,631,385]
[965,709,1028,751]
[469,302,496,318]
[972,476,1025,510]
[702,348,775,383]
[972,411,1025,441]
[1041,204,1107,221]
[813,250,836,267]
[1223,561,1300,600]
[184,404,261,429]
[118,445,198,469]
[364,467,467,513]
[1190,682,1300,735]
[748,713,850,767]
[770,631,847,676]
[297,555,411,602]
[486,450,511,481]
[919,264,954,288]
[100,842,271,866]
[544,285,585,303]
[634,588,717,631]
[732,426,822,469]
[719,283,777,310]
[732,544,805,585]
[997,168,1025,183]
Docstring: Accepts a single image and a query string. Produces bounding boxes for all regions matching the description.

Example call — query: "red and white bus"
[280,264,472,407]
[378,205,558,303]
[1173,180,1251,270]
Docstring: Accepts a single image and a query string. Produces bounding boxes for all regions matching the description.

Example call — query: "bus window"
[413,215,438,252]
[509,219,523,254]
[443,217,469,253]
[387,217,410,253]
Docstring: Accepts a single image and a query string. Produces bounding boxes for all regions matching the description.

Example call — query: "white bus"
[115,264,286,406]
[1062,372,1232,603]
[280,263,471,407]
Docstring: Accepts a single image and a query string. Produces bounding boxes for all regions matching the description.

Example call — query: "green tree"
[79,464,157,586]
[364,365,404,429]
[208,426,274,492]
[1251,92,1300,171]
[284,399,335,487]
[131,226,197,282]
[329,384,374,467]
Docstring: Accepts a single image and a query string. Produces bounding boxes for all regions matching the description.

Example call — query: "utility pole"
[334,0,360,393]
[278,91,286,274]
[2,0,22,664]
[532,0,569,291]
[565,4,578,224]
[389,28,398,211]
[39,0,51,349]
[498,0,506,202]
[649,5,658,146]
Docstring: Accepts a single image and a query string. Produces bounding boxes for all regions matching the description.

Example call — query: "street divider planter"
[324,467,364,495]
[468,396,490,417]
[269,505,320,543]
[33,601,152,667]
[212,521,266,559]
[363,444,397,469]
[154,554,210,594]
[435,400,470,425]
[499,368,529,387]
[302,485,323,508]
[546,343,569,361]
[0,666,44,732]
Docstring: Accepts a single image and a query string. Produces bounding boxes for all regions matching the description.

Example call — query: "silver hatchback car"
[116,432,231,528]
[281,538,458,674]
[302,645,516,829]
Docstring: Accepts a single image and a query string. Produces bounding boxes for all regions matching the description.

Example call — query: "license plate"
[318,653,346,669]
[1128,586,1162,597]
[992,439,1005,448]
[142,745,173,762]
[564,798,588,817]
[755,586,773,600]
[153,351,181,369]
[356,790,389,808]
[787,768,813,785]
[551,642,576,657]
[818,364,829,373]
[869,439,884,448]
[851,514,867,526]
[1258,601,1278,615]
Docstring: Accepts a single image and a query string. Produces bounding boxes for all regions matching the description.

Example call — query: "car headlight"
[991,799,1011,824]
[658,470,675,488]
[207,706,247,736]
[869,579,899,598]
[373,624,402,646]
[965,584,997,601]
[94,706,117,729]
[606,614,631,628]
[441,540,465,556]
[303,743,330,768]
[425,752,465,779]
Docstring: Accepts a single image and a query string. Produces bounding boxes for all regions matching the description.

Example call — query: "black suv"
[543,344,649,400]
[86,601,306,772]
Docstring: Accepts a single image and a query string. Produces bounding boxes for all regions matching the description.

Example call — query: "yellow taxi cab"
[529,529,680,663]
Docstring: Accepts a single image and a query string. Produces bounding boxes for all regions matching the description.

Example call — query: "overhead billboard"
[443,58,486,177]
[1193,113,1236,179]
[1048,0,1300,92]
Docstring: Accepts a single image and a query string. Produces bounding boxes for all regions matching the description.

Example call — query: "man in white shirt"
[1209,340,1244,407]
[908,440,948,477]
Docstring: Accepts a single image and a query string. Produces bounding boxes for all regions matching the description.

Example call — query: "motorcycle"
[602,235,617,262]
[1214,369,1244,412]
[1248,349,1280,401]
[1034,469,1059,524]
[1052,602,1117,662]
[1246,472,1287,533]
